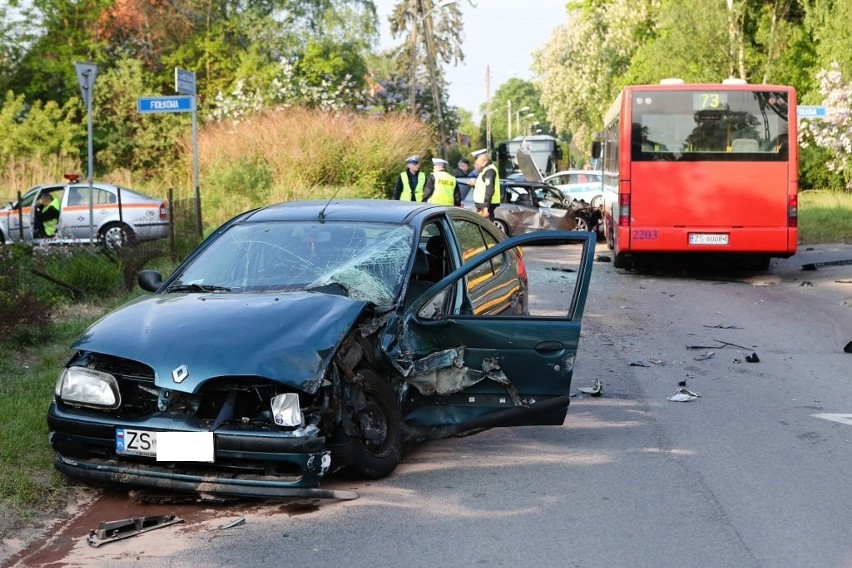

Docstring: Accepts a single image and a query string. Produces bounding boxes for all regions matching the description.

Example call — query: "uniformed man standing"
[393,155,426,201]
[423,158,460,206]
[471,148,500,220]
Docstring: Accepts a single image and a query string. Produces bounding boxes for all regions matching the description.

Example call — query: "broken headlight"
[55,366,121,410]
[270,393,303,427]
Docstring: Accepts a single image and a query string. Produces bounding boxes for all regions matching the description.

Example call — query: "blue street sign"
[175,68,196,95]
[137,96,193,114]
[797,105,827,119]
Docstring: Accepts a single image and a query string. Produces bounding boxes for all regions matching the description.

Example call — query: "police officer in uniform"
[393,155,426,201]
[34,192,61,238]
[471,148,500,220]
[423,158,461,206]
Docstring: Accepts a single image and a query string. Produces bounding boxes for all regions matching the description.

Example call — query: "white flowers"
[799,62,852,188]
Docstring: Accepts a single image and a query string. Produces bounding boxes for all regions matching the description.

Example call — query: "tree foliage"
[482,79,551,144]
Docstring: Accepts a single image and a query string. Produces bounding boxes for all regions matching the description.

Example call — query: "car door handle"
[535,341,564,353]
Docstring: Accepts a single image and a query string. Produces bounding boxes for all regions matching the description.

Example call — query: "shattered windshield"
[169,221,414,304]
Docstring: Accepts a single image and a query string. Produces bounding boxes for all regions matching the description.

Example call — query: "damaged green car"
[48,199,594,499]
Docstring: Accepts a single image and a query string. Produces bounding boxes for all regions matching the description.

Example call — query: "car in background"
[47,199,596,499]
[543,170,604,208]
[0,176,169,248]
[462,179,579,236]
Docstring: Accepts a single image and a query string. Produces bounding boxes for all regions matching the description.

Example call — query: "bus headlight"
[271,393,303,427]
[56,367,121,409]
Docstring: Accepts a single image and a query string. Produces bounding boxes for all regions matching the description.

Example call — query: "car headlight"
[270,393,303,427]
[56,366,121,410]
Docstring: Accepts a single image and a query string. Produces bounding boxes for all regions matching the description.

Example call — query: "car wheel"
[345,370,402,479]
[99,223,134,250]
[574,216,590,232]
[493,219,510,235]
[591,195,602,209]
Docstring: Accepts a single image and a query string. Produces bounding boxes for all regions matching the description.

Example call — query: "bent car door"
[389,230,595,441]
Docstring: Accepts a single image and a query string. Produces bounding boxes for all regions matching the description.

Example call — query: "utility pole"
[408,0,419,108]
[485,65,492,152]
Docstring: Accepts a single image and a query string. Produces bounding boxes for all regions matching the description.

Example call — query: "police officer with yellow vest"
[393,155,426,201]
[422,158,461,206]
[34,192,61,238]
[471,148,500,220]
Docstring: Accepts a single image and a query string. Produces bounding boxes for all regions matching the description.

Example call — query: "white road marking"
[812,414,852,427]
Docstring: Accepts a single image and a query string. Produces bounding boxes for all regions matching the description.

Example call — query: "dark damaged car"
[48,200,595,499]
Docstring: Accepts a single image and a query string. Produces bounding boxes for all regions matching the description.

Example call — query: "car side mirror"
[138,270,163,292]
[590,141,602,160]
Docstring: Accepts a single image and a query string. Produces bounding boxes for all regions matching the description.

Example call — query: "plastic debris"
[745,352,760,363]
[219,517,246,530]
[629,361,650,367]
[594,255,612,263]
[87,514,183,547]
[702,324,743,329]
[649,358,664,365]
[579,378,603,396]
[844,342,852,354]
[546,266,575,273]
[802,258,852,271]
[693,351,715,361]
[800,281,814,287]
[668,387,701,402]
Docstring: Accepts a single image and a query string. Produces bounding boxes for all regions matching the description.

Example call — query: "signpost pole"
[192,98,201,238]
[75,62,98,244]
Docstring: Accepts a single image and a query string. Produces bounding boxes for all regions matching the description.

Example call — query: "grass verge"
[799,190,852,244]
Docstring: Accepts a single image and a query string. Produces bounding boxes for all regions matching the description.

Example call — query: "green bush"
[36,246,124,298]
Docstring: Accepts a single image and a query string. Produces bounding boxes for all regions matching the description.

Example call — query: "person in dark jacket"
[34,193,61,238]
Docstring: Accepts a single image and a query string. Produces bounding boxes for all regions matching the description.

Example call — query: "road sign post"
[75,62,98,243]
[138,70,202,237]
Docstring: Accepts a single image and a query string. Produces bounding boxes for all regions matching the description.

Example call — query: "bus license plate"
[689,233,729,245]
[116,428,156,457]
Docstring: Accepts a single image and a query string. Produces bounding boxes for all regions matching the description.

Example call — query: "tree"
[482,79,551,144]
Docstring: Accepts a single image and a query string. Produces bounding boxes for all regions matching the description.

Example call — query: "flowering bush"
[799,62,852,189]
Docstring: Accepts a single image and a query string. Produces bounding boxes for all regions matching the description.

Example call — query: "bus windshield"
[631,90,789,162]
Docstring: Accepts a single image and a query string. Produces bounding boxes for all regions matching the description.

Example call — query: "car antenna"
[318,187,343,220]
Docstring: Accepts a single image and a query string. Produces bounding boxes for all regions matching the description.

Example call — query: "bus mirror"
[591,141,602,160]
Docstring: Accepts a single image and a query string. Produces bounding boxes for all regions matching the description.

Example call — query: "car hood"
[72,292,368,394]
[517,147,545,183]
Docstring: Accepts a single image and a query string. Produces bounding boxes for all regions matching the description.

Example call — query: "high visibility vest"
[43,198,60,236]
[428,171,456,205]
[473,163,500,204]
[400,171,426,201]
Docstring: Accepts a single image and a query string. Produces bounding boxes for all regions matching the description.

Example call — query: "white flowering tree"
[799,63,852,189]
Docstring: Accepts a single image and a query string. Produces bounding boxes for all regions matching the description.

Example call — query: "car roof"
[243,199,449,225]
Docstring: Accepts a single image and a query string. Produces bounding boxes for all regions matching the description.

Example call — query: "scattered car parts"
[87,514,182,547]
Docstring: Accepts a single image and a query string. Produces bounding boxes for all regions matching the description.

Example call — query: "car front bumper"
[48,402,357,500]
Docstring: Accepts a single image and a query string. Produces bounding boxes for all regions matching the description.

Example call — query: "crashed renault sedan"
[48,199,595,499]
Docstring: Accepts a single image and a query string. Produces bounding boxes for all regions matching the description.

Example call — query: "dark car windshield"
[169,221,414,303]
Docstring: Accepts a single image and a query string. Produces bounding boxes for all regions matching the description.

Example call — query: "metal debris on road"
[702,324,743,329]
[745,352,760,363]
[629,361,651,367]
[694,351,715,361]
[87,514,183,547]
[668,387,702,402]
[800,281,814,287]
[802,258,852,271]
[579,378,603,396]
[219,517,246,530]
[686,339,752,351]
[844,341,852,354]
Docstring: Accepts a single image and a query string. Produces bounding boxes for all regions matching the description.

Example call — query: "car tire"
[574,216,590,232]
[99,223,134,250]
[493,219,510,235]
[591,195,602,209]
[344,370,402,479]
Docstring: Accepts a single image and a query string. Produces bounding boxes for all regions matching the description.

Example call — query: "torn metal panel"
[87,514,183,547]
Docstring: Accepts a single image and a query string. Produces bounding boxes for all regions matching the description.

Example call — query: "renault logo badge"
[172,364,189,383]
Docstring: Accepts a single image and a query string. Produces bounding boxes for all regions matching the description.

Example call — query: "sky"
[373,0,570,121]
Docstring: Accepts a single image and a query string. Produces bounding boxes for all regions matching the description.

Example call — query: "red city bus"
[598,79,798,270]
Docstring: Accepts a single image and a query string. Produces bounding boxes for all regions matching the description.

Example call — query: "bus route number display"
[693,92,728,110]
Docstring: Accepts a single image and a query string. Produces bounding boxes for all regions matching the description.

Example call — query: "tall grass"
[0,156,80,203]
[799,190,852,244]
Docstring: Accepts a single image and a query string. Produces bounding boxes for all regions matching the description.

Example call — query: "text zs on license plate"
[689,233,729,245]
[116,428,156,457]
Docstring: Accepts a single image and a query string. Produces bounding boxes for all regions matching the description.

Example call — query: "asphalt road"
[9,243,852,568]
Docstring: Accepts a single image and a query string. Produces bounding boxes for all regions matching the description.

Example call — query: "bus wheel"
[613,253,629,269]
[604,216,614,250]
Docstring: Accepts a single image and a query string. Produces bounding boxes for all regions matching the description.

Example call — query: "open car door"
[385,231,595,443]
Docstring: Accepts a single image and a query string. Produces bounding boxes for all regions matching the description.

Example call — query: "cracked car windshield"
[171,221,414,303]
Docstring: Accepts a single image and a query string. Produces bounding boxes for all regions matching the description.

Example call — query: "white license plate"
[689,233,729,245]
[116,428,156,457]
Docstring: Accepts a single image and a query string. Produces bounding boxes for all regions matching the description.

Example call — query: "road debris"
[594,255,612,263]
[802,258,852,271]
[629,361,651,367]
[668,387,702,402]
[649,358,664,365]
[219,517,246,530]
[87,514,183,547]
[844,341,852,354]
[693,351,715,361]
[745,352,760,363]
[546,266,575,273]
[686,339,751,351]
[579,378,603,396]
[800,281,814,287]
[836,280,852,284]
[702,324,743,329]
